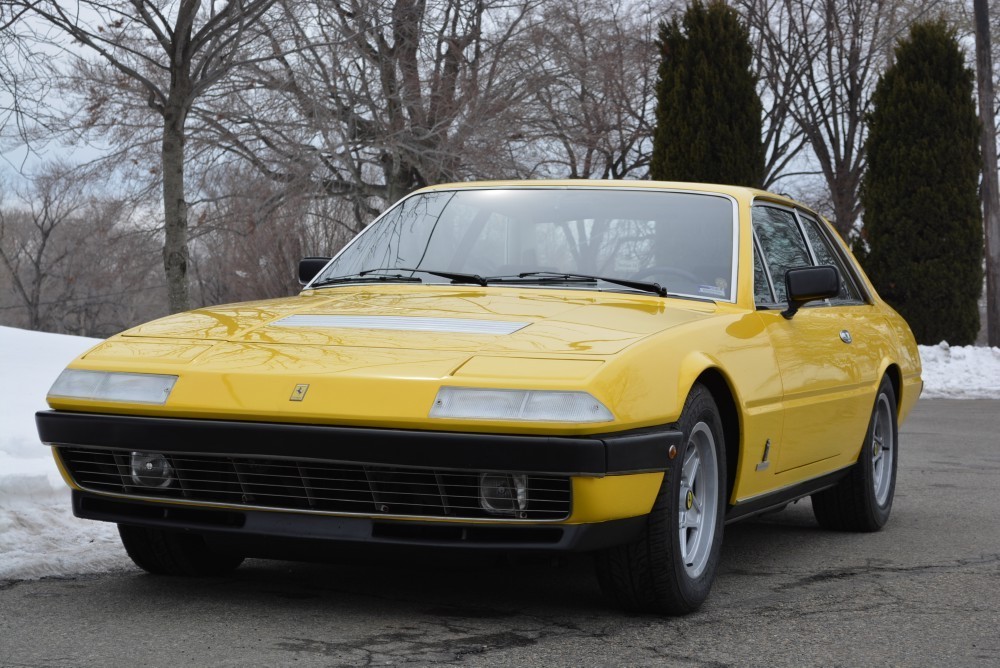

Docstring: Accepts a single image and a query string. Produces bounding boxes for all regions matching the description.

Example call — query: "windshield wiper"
[310,272,423,288]
[313,268,665,296]
[489,271,668,297]
[359,267,488,286]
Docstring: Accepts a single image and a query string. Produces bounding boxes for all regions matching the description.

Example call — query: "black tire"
[595,383,727,614]
[812,375,898,532]
[118,525,244,576]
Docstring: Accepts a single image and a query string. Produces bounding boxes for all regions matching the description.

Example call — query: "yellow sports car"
[36,181,920,614]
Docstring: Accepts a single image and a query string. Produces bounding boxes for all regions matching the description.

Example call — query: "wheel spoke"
[675,420,720,579]
[689,510,702,532]
[683,447,699,483]
[868,392,896,507]
[684,528,697,566]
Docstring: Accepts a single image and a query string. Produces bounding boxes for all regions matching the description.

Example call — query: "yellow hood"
[119,285,713,356]
[58,285,717,432]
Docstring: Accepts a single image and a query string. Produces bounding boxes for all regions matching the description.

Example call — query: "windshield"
[314,188,737,301]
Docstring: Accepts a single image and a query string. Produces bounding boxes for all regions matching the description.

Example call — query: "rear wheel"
[118,525,244,576]
[812,375,898,532]
[595,383,726,614]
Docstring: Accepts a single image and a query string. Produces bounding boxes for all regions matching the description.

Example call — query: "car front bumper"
[72,490,649,554]
[37,410,679,551]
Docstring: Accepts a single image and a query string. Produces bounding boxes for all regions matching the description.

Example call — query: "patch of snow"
[917,342,1000,399]
[0,326,132,580]
[0,478,130,580]
[2,326,1000,581]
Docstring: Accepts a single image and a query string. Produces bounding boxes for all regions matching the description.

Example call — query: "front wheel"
[812,375,898,532]
[595,383,727,614]
[119,525,244,576]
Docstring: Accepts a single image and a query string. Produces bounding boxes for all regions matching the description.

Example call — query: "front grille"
[56,446,572,521]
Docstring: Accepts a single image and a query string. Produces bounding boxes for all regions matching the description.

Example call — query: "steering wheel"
[631,266,703,285]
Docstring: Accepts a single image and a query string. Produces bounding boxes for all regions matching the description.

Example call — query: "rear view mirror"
[782,265,840,319]
[299,257,331,285]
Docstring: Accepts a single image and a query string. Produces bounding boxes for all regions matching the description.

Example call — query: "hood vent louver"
[270,315,529,335]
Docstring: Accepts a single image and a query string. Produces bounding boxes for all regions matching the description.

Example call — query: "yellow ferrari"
[36,181,920,614]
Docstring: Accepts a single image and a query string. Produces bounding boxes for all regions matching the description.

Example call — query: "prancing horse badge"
[290,384,309,401]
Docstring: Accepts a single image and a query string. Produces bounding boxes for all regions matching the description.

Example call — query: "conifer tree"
[650,0,764,187]
[862,20,983,345]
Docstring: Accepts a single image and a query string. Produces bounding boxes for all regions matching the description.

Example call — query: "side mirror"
[298,257,331,286]
[782,265,840,319]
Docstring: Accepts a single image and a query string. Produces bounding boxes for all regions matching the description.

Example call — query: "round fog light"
[130,451,174,488]
[479,473,528,517]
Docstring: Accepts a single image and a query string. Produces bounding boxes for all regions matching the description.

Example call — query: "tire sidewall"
[667,385,727,607]
[861,377,898,526]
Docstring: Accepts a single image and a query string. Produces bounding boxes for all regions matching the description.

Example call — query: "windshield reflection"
[315,188,736,300]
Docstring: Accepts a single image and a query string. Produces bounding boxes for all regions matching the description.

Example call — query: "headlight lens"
[429,387,613,422]
[48,369,177,405]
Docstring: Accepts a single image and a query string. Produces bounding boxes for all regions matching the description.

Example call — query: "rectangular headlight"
[48,369,177,405]
[429,387,613,423]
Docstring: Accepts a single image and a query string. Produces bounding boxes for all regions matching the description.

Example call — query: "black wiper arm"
[310,272,423,288]
[360,267,488,286]
[502,271,668,297]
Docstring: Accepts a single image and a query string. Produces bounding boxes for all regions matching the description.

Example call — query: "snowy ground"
[2,325,999,581]
[915,341,1000,398]
[0,326,132,580]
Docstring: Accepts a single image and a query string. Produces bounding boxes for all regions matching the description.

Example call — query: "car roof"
[415,179,797,208]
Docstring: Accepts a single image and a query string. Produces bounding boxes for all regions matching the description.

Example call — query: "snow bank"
[1,326,999,581]
[0,326,131,579]
[917,342,1000,399]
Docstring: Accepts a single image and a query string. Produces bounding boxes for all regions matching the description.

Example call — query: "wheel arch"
[882,362,902,412]
[690,367,741,506]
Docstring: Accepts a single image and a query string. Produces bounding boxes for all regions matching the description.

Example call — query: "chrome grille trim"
[57,446,571,522]
[270,315,529,334]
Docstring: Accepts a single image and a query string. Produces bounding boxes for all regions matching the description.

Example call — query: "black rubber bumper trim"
[37,410,681,476]
[73,491,646,553]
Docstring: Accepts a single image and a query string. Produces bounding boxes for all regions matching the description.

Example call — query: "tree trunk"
[830,176,860,239]
[162,102,190,313]
[975,0,1000,347]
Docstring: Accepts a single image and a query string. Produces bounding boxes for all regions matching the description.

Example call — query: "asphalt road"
[2,399,999,667]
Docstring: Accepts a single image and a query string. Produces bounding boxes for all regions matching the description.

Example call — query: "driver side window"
[753,243,774,305]
[752,206,811,304]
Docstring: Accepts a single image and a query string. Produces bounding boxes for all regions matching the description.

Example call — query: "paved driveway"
[1,399,998,667]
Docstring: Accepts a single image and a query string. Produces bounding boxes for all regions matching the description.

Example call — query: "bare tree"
[0,3,51,148]
[0,168,79,330]
[739,0,946,235]
[195,0,543,232]
[518,0,662,180]
[187,164,356,305]
[0,162,163,335]
[10,0,281,313]
[784,0,888,235]
[737,0,809,189]
[974,0,1000,347]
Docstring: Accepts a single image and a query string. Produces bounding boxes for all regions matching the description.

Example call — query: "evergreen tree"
[862,21,983,345]
[649,0,764,187]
